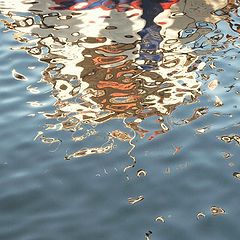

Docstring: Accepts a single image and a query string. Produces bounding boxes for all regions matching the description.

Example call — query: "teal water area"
[0,1,240,239]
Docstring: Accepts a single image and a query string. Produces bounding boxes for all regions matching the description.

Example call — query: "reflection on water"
[1,0,203,154]
[0,0,240,239]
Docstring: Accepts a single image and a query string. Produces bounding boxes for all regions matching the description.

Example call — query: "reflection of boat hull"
[1,0,238,160]
[159,0,231,43]
[0,0,237,130]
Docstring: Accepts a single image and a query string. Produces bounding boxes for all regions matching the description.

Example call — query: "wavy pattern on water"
[1,1,240,239]
[0,1,204,156]
[1,0,239,170]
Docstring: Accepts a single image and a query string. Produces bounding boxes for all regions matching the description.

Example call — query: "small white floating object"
[137,169,147,177]
[28,66,36,70]
[12,69,28,81]
[34,131,43,141]
[210,206,225,216]
[214,96,223,107]
[155,216,165,223]
[196,212,206,220]
[128,196,144,205]
[26,85,40,94]
[197,62,206,70]
[196,126,209,134]
[27,101,43,107]
[208,79,218,90]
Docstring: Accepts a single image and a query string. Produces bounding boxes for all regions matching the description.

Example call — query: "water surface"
[0,1,240,239]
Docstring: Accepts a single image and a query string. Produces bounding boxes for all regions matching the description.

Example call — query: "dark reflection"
[0,0,238,159]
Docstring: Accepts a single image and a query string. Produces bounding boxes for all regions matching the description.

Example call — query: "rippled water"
[0,1,240,239]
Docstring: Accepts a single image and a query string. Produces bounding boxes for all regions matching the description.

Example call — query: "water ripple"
[1,1,240,239]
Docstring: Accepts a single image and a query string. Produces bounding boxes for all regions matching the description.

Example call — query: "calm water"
[0,1,240,239]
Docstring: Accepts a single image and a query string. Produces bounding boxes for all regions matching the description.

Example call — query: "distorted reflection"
[210,206,226,216]
[0,0,239,161]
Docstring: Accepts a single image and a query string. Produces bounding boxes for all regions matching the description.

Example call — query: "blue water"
[0,1,240,239]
